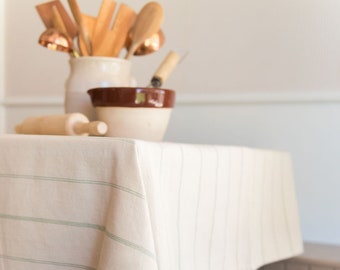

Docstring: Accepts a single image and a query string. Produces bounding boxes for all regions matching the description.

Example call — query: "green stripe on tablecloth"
[105,231,156,259]
[0,213,156,260]
[0,173,144,198]
[0,254,95,270]
[0,214,105,231]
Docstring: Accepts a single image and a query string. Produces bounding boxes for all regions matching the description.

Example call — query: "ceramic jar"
[65,57,136,120]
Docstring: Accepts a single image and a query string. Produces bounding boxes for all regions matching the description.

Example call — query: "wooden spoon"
[126,29,165,56]
[124,1,164,60]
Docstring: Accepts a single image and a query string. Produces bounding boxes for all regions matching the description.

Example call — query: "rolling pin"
[15,113,107,136]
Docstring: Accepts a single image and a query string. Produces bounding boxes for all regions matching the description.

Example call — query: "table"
[0,135,303,270]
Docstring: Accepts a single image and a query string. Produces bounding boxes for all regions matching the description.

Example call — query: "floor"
[260,242,340,270]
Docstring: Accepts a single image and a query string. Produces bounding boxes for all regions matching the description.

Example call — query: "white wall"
[4,0,340,97]
[1,0,340,246]
[0,0,5,132]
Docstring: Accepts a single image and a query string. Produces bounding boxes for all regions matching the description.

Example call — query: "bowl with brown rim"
[88,87,175,141]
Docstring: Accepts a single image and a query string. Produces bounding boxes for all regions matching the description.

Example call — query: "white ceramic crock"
[65,57,136,121]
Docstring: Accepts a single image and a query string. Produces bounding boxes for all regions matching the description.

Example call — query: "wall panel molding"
[2,92,340,108]
[177,92,340,105]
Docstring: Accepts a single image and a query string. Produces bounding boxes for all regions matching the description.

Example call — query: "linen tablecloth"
[0,135,303,270]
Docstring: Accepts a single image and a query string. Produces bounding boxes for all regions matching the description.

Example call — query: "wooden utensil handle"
[150,51,180,87]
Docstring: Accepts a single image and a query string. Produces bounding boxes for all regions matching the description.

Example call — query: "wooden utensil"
[35,0,77,38]
[148,51,180,87]
[40,7,79,57]
[52,6,67,34]
[93,3,135,57]
[67,0,92,55]
[125,1,164,60]
[15,113,107,136]
[109,3,136,57]
[91,0,117,55]
[78,14,97,56]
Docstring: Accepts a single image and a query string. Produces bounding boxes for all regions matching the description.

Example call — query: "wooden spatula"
[36,0,78,38]
[92,3,135,57]
[91,0,117,55]
[78,14,97,56]
[52,6,67,34]
[67,0,92,55]
[109,3,136,57]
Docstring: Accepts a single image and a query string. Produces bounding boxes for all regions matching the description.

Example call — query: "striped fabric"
[0,135,303,270]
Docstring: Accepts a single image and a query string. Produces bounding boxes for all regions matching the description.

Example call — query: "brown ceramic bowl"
[87,87,175,108]
[87,87,176,141]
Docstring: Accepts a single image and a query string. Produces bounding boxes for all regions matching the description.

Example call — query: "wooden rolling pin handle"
[150,51,180,87]
[73,121,108,136]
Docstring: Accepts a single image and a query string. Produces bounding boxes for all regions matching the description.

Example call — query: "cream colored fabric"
[0,135,303,270]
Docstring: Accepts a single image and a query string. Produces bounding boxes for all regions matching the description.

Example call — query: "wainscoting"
[1,92,340,246]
